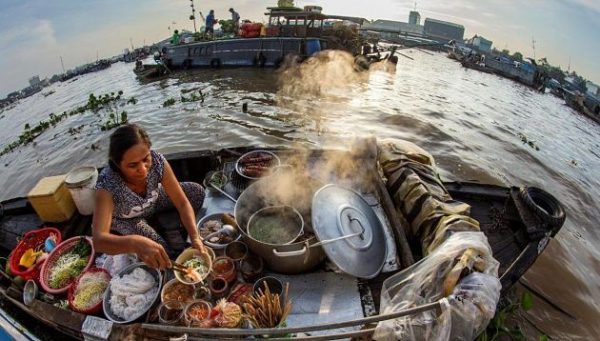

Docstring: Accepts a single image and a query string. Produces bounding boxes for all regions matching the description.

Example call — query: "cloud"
[0,19,60,95]
[0,19,57,50]
[570,0,600,14]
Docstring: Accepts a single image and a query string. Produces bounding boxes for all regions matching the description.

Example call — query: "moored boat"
[0,139,565,340]
[147,6,368,72]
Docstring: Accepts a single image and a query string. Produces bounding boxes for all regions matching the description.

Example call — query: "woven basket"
[9,227,62,283]
[39,236,95,294]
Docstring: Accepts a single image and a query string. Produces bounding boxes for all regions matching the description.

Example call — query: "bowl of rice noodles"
[68,267,111,314]
[174,248,212,285]
[103,262,162,324]
[39,236,95,294]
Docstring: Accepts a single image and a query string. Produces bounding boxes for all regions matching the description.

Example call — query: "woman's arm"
[161,160,206,253]
[92,189,170,269]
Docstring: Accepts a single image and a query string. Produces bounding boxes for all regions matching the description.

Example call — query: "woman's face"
[119,143,152,183]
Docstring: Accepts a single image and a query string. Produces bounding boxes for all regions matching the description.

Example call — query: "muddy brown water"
[0,51,598,339]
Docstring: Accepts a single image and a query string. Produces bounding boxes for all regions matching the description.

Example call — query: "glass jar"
[209,276,229,300]
[184,299,213,327]
[211,256,236,283]
[158,300,185,325]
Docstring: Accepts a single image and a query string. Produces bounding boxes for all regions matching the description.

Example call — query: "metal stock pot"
[233,170,326,274]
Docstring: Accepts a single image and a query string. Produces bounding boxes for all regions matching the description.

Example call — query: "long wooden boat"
[461,60,496,74]
[0,145,564,340]
[147,6,368,72]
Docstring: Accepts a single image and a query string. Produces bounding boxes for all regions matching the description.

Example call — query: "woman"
[92,124,206,269]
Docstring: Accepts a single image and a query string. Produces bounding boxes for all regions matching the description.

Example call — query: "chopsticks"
[171,261,188,273]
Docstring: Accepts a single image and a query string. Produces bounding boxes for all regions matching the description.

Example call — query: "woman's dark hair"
[108,124,152,172]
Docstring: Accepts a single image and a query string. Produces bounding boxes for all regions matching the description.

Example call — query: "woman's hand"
[134,236,171,270]
[190,235,207,255]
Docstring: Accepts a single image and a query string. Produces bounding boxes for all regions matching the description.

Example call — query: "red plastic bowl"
[9,227,62,284]
[39,236,95,295]
[68,267,111,314]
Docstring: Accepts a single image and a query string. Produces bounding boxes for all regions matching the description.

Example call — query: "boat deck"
[0,146,562,340]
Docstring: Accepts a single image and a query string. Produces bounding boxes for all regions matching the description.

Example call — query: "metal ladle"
[209,182,237,203]
[205,224,237,243]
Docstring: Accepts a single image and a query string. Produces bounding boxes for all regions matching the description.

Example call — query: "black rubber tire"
[519,186,566,229]
[182,59,191,70]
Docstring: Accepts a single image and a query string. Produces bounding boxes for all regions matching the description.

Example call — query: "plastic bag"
[373,231,499,341]
[447,272,501,340]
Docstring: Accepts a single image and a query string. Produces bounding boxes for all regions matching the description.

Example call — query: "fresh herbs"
[72,237,91,258]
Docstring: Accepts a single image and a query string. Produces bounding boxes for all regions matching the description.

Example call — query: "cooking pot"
[247,205,304,245]
[234,169,326,274]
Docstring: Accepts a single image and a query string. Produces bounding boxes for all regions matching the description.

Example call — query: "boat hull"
[163,37,322,68]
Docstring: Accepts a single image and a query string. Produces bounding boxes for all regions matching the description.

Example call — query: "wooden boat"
[0,145,565,340]
[133,64,169,80]
[461,60,496,74]
[158,6,367,70]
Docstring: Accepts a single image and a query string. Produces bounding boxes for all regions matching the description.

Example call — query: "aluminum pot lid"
[312,184,387,279]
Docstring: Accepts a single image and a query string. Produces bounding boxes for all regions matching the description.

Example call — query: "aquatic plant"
[478,290,547,341]
[100,111,128,131]
[0,90,133,156]
[517,132,540,151]
[163,98,176,107]
[181,90,204,103]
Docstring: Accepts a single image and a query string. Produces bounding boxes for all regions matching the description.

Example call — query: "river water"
[0,50,598,339]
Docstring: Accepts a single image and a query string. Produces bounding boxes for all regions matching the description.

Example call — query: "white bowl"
[174,248,212,285]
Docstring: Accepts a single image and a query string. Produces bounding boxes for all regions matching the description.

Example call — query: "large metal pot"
[234,169,326,274]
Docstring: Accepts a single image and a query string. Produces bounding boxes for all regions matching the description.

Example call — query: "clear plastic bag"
[373,232,500,341]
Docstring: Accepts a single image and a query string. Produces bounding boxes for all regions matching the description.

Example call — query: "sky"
[0,0,599,97]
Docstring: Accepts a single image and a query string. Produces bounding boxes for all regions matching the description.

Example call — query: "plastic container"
[28,175,76,222]
[9,227,62,284]
[39,236,95,294]
[65,166,98,215]
[305,39,321,56]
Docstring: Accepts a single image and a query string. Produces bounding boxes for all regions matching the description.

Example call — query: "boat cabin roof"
[265,8,368,25]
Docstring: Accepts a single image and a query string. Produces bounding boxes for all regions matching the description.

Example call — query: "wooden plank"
[0,287,84,339]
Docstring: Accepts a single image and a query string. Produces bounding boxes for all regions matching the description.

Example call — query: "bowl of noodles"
[39,236,95,294]
[68,267,111,314]
[174,248,212,285]
[103,262,162,324]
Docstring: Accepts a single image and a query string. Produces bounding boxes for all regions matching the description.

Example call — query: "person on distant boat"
[170,29,181,44]
[229,8,240,36]
[92,124,206,269]
[205,10,217,36]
